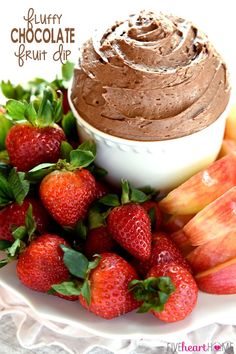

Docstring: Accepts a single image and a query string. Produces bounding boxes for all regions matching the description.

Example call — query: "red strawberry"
[107,203,151,261]
[84,226,116,259]
[134,232,192,277]
[60,88,70,114]
[0,198,50,242]
[93,181,109,200]
[6,124,65,172]
[79,253,140,319]
[141,201,162,231]
[148,263,198,322]
[40,169,96,227]
[130,263,198,323]
[16,234,78,301]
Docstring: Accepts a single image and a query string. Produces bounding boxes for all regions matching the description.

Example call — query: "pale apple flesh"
[218,139,236,158]
[224,101,236,141]
[187,233,236,273]
[159,154,236,215]
[183,186,236,246]
[196,258,236,294]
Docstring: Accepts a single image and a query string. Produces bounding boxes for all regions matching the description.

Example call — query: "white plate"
[0,262,236,340]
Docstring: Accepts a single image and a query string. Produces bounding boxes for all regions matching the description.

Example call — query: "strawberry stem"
[5,88,63,128]
[129,276,175,313]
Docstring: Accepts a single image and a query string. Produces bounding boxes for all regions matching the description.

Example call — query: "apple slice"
[183,186,236,246]
[218,139,236,158]
[187,233,236,273]
[169,229,195,256]
[195,257,236,294]
[224,101,236,141]
[159,154,236,215]
[163,214,194,233]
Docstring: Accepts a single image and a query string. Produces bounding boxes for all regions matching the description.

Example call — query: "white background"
[0,0,235,89]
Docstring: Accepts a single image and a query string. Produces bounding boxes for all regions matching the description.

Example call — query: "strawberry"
[40,169,95,227]
[133,232,192,277]
[0,198,50,242]
[84,226,116,259]
[32,141,97,228]
[61,88,70,114]
[6,124,65,172]
[93,180,109,200]
[5,89,65,172]
[141,200,162,231]
[79,253,140,319]
[16,234,78,301]
[130,263,198,323]
[107,203,151,261]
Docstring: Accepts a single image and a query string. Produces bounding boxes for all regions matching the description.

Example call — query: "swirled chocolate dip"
[71,11,230,141]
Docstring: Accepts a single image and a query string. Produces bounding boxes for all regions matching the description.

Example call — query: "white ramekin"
[68,88,230,193]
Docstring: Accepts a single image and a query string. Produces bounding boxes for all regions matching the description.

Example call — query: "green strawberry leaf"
[88,255,101,271]
[121,179,130,204]
[148,207,156,230]
[8,168,30,205]
[88,205,107,230]
[62,61,75,82]
[1,80,16,99]
[87,165,107,179]
[158,291,170,305]
[60,244,89,279]
[7,239,22,257]
[25,204,36,238]
[60,141,73,162]
[0,150,10,163]
[0,114,13,150]
[5,100,27,121]
[0,173,14,207]
[129,276,175,314]
[29,163,56,172]
[79,141,96,156]
[28,77,48,88]
[25,102,38,125]
[1,81,31,101]
[99,194,120,207]
[62,112,77,141]
[27,163,56,182]
[0,240,12,250]
[0,162,11,177]
[157,276,175,293]
[50,78,64,90]
[80,279,91,305]
[75,220,87,240]
[51,281,81,296]
[130,188,150,203]
[0,259,8,268]
[70,141,96,169]
[12,225,27,240]
[52,97,63,123]
[37,90,53,126]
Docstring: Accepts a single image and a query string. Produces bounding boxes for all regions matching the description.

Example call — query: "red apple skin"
[169,229,195,256]
[196,258,236,294]
[159,154,236,215]
[163,214,194,233]
[183,186,236,246]
[187,233,236,273]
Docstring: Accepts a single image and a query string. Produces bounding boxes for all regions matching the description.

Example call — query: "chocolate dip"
[71,11,230,141]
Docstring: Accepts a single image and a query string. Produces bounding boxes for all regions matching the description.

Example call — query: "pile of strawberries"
[0,64,235,324]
